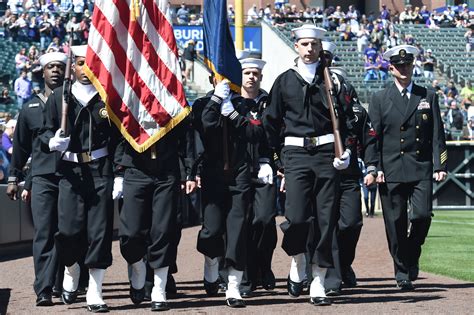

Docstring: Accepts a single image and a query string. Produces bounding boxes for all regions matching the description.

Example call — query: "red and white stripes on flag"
[84,0,189,153]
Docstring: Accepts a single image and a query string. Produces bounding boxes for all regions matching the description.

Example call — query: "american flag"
[84,0,189,153]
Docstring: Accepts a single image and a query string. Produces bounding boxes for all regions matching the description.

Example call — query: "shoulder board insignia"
[28,103,40,108]
[99,107,109,119]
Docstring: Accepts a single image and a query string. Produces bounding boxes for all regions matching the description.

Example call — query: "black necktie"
[402,88,409,105]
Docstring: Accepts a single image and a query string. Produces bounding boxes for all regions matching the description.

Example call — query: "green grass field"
[420,210,474,282]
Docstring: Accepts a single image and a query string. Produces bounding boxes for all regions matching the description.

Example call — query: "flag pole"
[235,0,244,51]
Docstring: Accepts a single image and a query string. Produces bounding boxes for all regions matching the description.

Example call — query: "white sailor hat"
[329,67,349,80]
[70,45,88,57]
[383,44,419,64]
[322,41,337,55]
[240,58,266,70]
[236,49,251,60]
[292,24,326,40]
[38,52,68,67]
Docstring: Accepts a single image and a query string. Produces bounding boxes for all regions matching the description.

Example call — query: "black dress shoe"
[151,301,170,311]
[87,304,109,313]
[77,285,87,296]
[130,285,145,305]
[310,297,332,306]
[325,288,341,297]
[287,276,305,298]
[36,292,53,306]
[262,270,276,290]
[61,290,78,304]
[204,279,219,297]
[342,268,357,288]
[397,280,415,291]
[166,274,177,295]
[226,298,246,308]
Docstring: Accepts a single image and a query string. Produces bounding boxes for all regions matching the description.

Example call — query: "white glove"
[333,149,351,170]
[48,129,70,152]
[221,97,235,116]
[214,80,230,100]
[257,163,273,185]
[112,177,123,200]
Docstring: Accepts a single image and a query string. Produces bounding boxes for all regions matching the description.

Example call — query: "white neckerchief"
[297,59,319,83]
[71,81,98,107]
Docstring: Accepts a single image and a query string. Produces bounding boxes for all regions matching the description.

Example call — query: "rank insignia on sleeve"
[99,107,109,119]
[440,150,447,164]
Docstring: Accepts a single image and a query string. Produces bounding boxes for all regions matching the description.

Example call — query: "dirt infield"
[1,215,474,314]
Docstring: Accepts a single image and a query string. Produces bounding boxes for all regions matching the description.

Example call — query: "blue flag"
[202,0,241,93]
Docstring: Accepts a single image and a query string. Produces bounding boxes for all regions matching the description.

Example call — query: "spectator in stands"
[247,4,259,24]
[460,80,474,101]
[176,3,190,25]
[422,49,436,80]
[364,56,378,82]
[364,42,377,62]
[462,117,474,140]
[419,5,430,23]
[426,14,440,30]
[464,28,474,53]
[72,0,85,16]
[377,54,389,80]
[183,39,197,82]
[15,47,29,76]
[59,0,73,14]
[66,15,81,44]
[370,24,384,49]
[444,80,459,98]
[14,69,32,109]
[0,89,14,106]
[445,100,464,131]
[52,17,67,40]
[38,12,53,51]
[356,25,370,53]
[227,5,235,23]
[399,6,414,24]
[380,4,390,22]
[7,14,19,41]
[47,36,62,52]
[1,119,16,162]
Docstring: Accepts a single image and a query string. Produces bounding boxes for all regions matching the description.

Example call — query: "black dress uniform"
[238,90,278,295]
[192,92,265,271]
[41,86,118,271]
[263,63,355,268]
[118,120,193,271]
[325,81,378,292]
[9,92,62,301]
[369,81,447,284]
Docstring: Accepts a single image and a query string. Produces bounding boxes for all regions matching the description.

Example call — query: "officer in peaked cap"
[7,51,67,307]
[369,44,447,290]
[263,25,357,306]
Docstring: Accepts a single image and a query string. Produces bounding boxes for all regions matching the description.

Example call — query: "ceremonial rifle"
[322,53,344,158]
[60,34,73,136]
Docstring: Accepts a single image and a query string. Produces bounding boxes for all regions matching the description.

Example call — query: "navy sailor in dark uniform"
[191,74,267,308]
[6,52,67,307]
[237,57,278,297]
[263,25,355,306]
[368,44,447,290]
[114,114,196,312]
[317,43,378,295]
[40,45,119,312]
